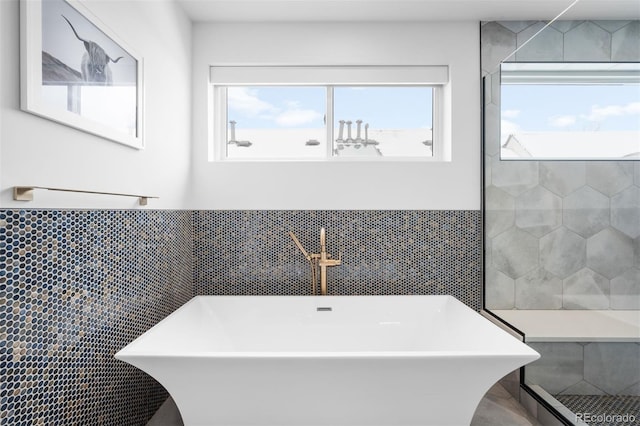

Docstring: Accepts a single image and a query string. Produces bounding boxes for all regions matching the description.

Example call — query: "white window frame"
[209,66,449,162]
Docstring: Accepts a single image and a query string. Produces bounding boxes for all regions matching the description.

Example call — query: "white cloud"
[584,101,640,122]
[228,88,323,127]
[275,108,323,127]
[549,115,576,128]
[283,100,301,109]
[228,87,279,117]
[502,109,521,119]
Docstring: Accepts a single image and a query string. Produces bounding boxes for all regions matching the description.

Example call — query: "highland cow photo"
[21,0,143,148]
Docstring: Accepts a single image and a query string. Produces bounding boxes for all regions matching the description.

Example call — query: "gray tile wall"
[526,342,640,396]
[482,21,640,310]
[0,210,193,426]
[193,210,482,310]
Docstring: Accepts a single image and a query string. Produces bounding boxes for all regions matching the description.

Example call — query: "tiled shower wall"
[482,20,640,310]
[193,210,481,309]
[526,341,640,396]
[0,210,193,426]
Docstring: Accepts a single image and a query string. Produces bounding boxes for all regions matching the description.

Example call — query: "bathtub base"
[137,356,525,426]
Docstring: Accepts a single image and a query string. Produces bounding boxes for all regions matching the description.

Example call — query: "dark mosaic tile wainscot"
[1,209,481,425]
[0,210,193,426]
[193,210,481,310]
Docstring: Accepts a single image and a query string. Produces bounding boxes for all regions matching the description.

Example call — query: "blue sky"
[227,86,433,130]
[501,84,640,135]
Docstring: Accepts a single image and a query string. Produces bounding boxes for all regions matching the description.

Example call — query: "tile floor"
[555,395,640,426]
[147,383,540,426]
[472,383,541,426]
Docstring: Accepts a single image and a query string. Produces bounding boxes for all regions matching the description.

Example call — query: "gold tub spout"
[319,227,341,296]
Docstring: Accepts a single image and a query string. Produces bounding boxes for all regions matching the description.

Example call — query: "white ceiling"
[176,0,640,22]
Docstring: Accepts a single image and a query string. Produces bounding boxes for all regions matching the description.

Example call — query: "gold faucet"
[318,228,341,296]
[289,227,341,295]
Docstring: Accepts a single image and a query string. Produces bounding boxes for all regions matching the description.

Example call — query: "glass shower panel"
[482,34,640,425]
[485,129,640,426]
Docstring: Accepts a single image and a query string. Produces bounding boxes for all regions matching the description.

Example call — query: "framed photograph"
[20,0,144,149]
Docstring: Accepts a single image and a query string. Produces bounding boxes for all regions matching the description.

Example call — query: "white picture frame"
[20,0,144,149]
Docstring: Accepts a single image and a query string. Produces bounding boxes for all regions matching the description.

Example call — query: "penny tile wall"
[0,210,193,426]
[193,210,481,310]
[1,209,481,425]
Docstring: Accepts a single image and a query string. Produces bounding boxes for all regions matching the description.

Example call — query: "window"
[500,62,640,160]
[210,66,447,161]
[333,87,433,158]
[226,86,327,159]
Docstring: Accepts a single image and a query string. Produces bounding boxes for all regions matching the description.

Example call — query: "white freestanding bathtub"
[116,296,539,426]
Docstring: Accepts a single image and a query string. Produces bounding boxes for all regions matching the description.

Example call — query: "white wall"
[0,1,3,199]
[189,22,480,210]
[2,9,481,211]
[0,0,192,209]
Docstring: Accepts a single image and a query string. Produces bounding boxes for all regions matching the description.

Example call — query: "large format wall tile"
[563,186,610,238]
[622,381,640,395]
[490,71,501,106]
[484,154,493,187]
[515,186,562,237]
[499,21,537,34]
[610,268,640,309]
[492,227,538,279]
[563,268,610,309]
[515,267,562,309]
[586,162,634,197]
[526,342,584,394]
[491,155,539,197]
[539,162,586,197]
[515,22,563,61]
[564,22,612,61]
[485,266,515,309]
[539,228,586,279]
[481,22,516,72]
[0,210,193,426]
[611,186,640,239]
[612,21,640,61]
[550,21,584,33]
[584,343,640,395]
[587,228,634,279]
[530,342,640,396]
[483,104,501,156]
[594,20,632,33]
[559,381,605,396]
[485,186,515,238]
[483,20,640,312]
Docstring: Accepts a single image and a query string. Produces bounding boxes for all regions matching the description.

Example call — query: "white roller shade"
[501,62,640,84]
[210,66,449,85]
